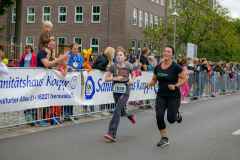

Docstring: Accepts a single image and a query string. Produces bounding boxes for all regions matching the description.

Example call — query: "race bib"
[113,83,126,93]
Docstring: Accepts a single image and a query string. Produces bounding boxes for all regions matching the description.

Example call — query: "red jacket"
[17,52,37,67]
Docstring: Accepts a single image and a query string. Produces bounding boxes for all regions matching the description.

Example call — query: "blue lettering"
[96,78,102,92]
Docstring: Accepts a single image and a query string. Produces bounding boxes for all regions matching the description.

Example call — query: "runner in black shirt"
[145,46,188,147]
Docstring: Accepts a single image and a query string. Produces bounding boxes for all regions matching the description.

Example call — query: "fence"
[0,43,63,63]
[0,68,239,129]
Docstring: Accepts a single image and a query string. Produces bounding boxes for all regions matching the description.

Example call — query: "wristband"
[175,85,178,90]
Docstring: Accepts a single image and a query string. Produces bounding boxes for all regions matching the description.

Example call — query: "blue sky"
[219,0,240,18]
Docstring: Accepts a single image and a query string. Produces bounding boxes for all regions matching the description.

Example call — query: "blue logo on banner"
[85,76,95,100]
[70,76,77,89]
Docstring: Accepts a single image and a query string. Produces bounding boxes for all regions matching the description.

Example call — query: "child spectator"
[38,21,55,60]
[58,57,75,119]
[58,57,75,76]
[134,62,142,77]
[0,51,9,75]
[68,43,84,71]
[133,62,142,106]
[17,45,36,67]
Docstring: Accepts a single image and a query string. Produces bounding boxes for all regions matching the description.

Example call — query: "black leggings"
[155,96,181,130]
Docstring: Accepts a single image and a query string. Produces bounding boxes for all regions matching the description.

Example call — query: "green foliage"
[0,0,15,40]
[234,18,240,36]
[142,0,240,62]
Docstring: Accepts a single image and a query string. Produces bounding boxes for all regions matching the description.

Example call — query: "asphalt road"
[0,94,240,160]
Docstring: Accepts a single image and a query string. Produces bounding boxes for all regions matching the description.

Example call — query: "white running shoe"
[182,100,188,103]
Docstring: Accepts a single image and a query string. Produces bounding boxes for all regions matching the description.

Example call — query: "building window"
[11,36,15,52]
[74,37,82,52]
[161,0,164,5]
[12,7,16,23]
[42,6,51,22]
[58,6,67,23]
[132,40,136,54]
[26,36,34,45]
[156,0,160,4]
[139,10,143,27]
[145,12,148,28]
[154,45,157,54]
[155,16,158,26]
[27,6,35,23]
[75,6,83,23]
[150,14,153,27]
[149,43,152,54]
[151,0,155,2]
[90,38,99,53]
[144,42,147,48]
[138,41,141,55]
[57,37,66,46]
[133,8,137,26]
[92,6,101,23]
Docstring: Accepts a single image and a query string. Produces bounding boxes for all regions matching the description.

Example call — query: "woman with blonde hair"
[92,47,115,71]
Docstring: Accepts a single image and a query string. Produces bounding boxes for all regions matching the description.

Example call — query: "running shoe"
[177,111,182,123]
[104,134,116,142]
[182,100,188,104]
[130,117,136,124]
[157,137,169,147]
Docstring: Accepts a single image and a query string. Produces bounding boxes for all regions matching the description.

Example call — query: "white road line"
[232,129,240,135]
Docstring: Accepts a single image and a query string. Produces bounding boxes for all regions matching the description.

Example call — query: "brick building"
[0,0,168,57]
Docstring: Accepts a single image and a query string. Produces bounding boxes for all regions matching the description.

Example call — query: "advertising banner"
[81,70,157,105]
[0,68,81,112]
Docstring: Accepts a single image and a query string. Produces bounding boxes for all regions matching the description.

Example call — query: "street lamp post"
[172,9,179,60]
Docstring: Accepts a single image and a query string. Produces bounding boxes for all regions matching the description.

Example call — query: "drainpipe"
[9,6,12,44]
[105,0,109,48]
[9,6,12,59]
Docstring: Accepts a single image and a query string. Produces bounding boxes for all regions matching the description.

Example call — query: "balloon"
[3,58,9,65]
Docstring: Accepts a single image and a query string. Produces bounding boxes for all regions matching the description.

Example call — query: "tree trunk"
[162,0,168,50]
[15,0,23,44]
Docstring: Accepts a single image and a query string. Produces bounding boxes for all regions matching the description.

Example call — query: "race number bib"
[113,83,126,93]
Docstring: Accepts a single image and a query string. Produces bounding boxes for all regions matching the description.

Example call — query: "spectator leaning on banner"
[17,45,37,67]
[68,43,84,72]
[92,47,115,71]
[35,40,69,127]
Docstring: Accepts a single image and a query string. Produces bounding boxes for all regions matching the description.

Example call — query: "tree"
[234,18,240,36]
[143,0,240,62]
[0,0,15,40]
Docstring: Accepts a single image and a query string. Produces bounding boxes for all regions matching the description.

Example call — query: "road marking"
[232,129,240,135]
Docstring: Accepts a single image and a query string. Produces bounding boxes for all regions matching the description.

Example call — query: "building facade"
[0,0,168,56]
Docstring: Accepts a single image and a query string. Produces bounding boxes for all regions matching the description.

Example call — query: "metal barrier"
[0,69,239,129]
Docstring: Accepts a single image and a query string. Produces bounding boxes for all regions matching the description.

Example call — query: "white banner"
[0,68,81,112]
[81,70,157,105]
